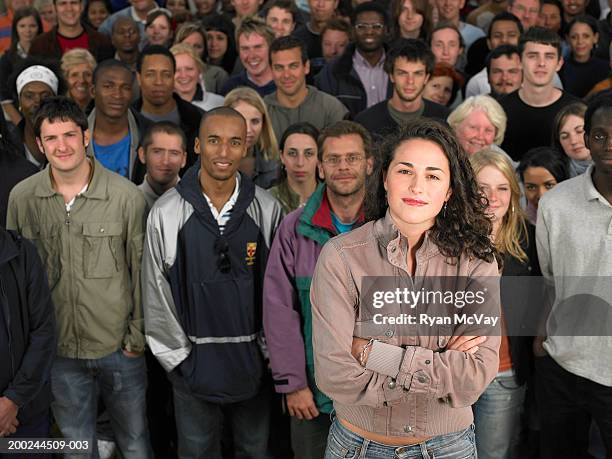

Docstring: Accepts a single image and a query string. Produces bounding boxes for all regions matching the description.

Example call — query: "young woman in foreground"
[311,119,502,458]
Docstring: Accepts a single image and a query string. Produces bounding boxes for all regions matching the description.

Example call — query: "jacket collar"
[373,210,440,269]
[332,43,389,78]
[176,161,256,235]
[298,183,365,245]
[34,157,108,200]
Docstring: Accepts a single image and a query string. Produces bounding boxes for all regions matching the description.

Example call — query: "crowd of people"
[0,0,610,457]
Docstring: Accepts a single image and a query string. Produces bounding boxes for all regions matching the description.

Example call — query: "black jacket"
[501,223,541,386]
[0,229,56,424]
[314,43,393,117]
[0,152,38,229]
[132,93,204,175]
[354,99,450,140]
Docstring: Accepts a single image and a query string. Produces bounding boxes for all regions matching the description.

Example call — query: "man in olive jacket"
[7,97,150,459]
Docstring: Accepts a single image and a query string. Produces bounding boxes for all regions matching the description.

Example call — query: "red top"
[57,30,89,54]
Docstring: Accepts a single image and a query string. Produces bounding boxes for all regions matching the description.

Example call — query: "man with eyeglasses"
[265,36,348,141]
[142,107,283,458]
[315,2,392,117]
[507,0,540,30]
[263,120,373,459]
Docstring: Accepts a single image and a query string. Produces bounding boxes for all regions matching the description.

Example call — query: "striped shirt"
[202,174,241,234]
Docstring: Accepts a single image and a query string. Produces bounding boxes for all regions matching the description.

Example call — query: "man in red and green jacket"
[263,120,373,459]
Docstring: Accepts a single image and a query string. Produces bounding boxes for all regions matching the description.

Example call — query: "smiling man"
[265,36,348,141]
[88,59,152,182]
[221,17,277,97]
[315,2,392,117]
[142,106,283,458]
[264,0,298,38]
[500,27,578,161]
[29,0,113,60]
[355,40,449,140]
[7,96,150,459]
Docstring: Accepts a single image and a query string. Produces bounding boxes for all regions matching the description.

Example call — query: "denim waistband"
[330,417,475,458]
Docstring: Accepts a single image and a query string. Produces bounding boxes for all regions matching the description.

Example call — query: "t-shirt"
[500,90,579,161]
[141,107,181,125]
[387,100,425,125]
[93,133,131,177]
[331,212,356,234]
[57,30,90,55]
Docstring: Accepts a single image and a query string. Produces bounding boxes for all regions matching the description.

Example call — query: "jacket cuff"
[364,340,404,378]
[398,346,435,395]
[122,327,146,354]
[3,390,24,409]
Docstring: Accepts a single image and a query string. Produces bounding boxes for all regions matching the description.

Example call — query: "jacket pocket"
[82,222,123,279]
[22,224,61,290]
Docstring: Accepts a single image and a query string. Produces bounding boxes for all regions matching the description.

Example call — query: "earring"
[443,201,447,218]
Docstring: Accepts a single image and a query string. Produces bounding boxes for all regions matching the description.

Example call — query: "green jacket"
[7,159,147,359]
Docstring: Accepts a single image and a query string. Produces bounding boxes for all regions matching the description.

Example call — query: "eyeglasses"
[321,154,364,166]
[214,238,231,273]
[354,23,384,32]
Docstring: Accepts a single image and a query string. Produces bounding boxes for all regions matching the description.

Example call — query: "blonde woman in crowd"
[61,48,96,113]
[174,22,228,93]
[448,95,508,158]
[224,87,280,188]
[170,43,224,111]
[470,149,541,459]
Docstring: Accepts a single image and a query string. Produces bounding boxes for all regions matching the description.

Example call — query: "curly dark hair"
[364,119,496,264]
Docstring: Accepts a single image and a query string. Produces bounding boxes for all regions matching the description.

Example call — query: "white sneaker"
[97,439,117,459]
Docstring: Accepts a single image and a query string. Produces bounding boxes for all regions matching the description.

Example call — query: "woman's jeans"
[324,417,477,459]
[473,372,526,459]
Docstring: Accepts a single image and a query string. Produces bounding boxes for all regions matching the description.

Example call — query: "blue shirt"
[331,212,356,234]
[93,133,131,178]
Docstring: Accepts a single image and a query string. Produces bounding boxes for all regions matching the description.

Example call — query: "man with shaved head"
[142,107,283,458]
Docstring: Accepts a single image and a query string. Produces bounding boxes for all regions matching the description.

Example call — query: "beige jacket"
[310,211,501,438]
[7,159,147,359]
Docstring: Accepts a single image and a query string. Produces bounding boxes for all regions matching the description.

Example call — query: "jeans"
[51,350,151,459]
[172,376,270,459]
[535,355,612,459]
[473,372,526,459]
[324,418,477,459]
[291,413,332,459]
